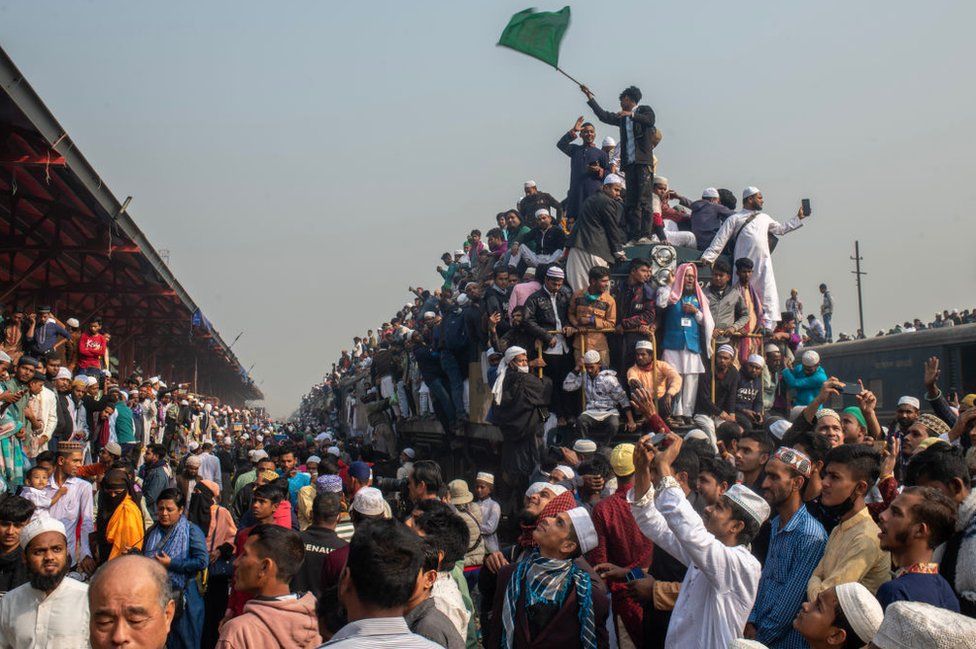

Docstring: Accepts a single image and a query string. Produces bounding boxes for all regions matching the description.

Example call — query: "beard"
[518,508,539,527]
[29,561,69,592]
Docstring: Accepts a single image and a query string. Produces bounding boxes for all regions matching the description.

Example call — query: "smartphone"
[649,432,670,449]
[873,439,887,454]
[801,198,812,217]
[840,382,863,396]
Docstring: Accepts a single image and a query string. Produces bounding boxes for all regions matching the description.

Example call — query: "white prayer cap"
[554,465,575,480]
[702,187,720,199]
[897,396,920,410]
[566,507,598,554]
[20,517,67,549]
[545,484,568,496]
[326,446,341,457]
[248,449,266,461]
[526,482,550,497]
[185,455,202,469]
[769,419,792,440]
[716,344,735,357]
[457,294,470,306]
[241,433,250,441]
[573,439,597,454]
[635,340,654,351]
[546,266,565,279]
[765,343,781,354]
[188,441,200,451]
[582,349,601,365]
[746,354,765,367]
[723,483,770,526]
[0,350,10,363]
[504,346,527,364]
[524,180,537,188]
[601,136,616,147]
[871,600,976,649]
[104,441,122,457]
[256,435,264,442]
[801,350,820,367]
[352,487,388,517]
[423,311,436,319]
[603,173,625,187]
[729,641,768,649]
[653,176,668,187]
[815,408,840,422]
[835,582,884,646]
[401,448,416,460]
[535,208,552,218]
[314,432,329,442]
[66,318,80,328]
[55,367,72,380]
[685,429,709,443]
[86,376,99,387]
[742,186,761,199]
[475,472,494,485]
[789,406,806,422]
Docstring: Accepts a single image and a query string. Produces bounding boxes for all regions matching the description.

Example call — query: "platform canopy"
[0,45,261,404]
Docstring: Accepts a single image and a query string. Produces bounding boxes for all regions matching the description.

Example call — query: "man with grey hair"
[88,555,175,649]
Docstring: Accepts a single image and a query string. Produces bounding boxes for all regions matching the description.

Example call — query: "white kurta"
[628,484,762,649]
[701,210,803,328]
[0,576,90,649]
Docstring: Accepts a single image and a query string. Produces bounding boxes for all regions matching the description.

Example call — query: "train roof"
[811,323,976,358]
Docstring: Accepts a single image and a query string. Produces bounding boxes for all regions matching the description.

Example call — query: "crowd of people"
[0,80,974,649]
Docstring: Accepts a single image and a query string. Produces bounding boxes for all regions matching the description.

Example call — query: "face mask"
[819,488,857,520]
[515,365,530,374]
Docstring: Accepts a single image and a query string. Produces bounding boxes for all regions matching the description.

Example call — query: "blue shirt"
[285,471,311,507]
[749,505,828,649]
[877,573,960,612]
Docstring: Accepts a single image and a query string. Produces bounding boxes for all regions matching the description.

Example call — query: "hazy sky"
[3,2,974,416]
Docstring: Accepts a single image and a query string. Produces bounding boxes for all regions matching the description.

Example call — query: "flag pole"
[555,66,584,87]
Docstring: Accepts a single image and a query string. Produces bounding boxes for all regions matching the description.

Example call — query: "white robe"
[701,210,803,328]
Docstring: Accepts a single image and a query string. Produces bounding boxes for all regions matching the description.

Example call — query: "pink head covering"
[667,263,715,356]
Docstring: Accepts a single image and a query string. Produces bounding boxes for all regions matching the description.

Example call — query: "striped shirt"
[320,616,441,648]
[749,505,828,649]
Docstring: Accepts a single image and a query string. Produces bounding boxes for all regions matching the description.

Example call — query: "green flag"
[497,6,571,68]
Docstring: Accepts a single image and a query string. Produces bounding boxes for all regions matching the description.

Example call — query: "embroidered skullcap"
[801,350,820,367]
[702,187,719,199]
[772,446,812,478]
[635,340,654,351]
[57,440,85,453]
[724,483,770,526]
[103,441,122,457]
[546,266,565,279]
[351,487,388,517]
[917,413,950,437]
[915,437,949,454]
[814,408,840,422]
[769,419,792,440]
[582,350,601,365]
[716,344,735,357]
[566,507,598,553]
[258,470,280,483]
[573,439,597,454]
[20,517,67,549]
[871,600,976,649]
[742,186,761,199]
[475,472,494,485]
[316,474,343,494]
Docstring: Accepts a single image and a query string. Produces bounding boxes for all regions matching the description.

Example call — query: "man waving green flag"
[497,6,571,68]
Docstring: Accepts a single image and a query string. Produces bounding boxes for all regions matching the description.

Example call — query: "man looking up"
[746,447,828,647]
[702,187,808,328]
[807,444,890,600]
[581,84,657,244]
[626,432,769,648]
[876,486,959,611]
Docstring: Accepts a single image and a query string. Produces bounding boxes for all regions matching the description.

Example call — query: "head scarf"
[144,514,192,590]
[188,481,216,536]
[492,346,527,405]
[667,263,715,356]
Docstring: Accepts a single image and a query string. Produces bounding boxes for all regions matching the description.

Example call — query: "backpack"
[733,211,779,254]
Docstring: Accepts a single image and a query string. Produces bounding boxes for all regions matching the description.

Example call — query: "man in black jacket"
[581,84,656,243]
[524,266,577,425]
[565,175,628,292]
